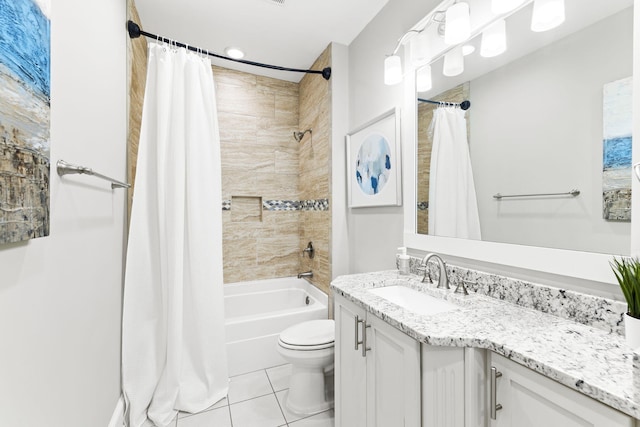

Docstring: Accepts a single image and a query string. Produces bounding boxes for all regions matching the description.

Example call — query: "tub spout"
[298,271,313,279]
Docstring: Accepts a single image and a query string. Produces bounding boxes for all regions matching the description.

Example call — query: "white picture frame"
[346,107,402,208]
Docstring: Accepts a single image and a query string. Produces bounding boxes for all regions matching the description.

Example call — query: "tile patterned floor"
[171,364,334,427]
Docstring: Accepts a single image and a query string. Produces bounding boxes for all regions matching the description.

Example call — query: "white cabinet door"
[366,313,421,427]
[334,294,421,427]
[422,345,465,427]
[334,294,367,427]
[490,353,633,427]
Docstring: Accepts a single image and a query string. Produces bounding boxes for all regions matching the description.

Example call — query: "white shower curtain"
[122,42,228,427]
[428,107,482,240]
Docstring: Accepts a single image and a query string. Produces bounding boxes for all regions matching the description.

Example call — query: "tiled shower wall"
[126,0,146,218]
[298,47,332,295]
[215,66,302,283]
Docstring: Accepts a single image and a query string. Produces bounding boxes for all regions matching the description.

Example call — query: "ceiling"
[134,0,389,82]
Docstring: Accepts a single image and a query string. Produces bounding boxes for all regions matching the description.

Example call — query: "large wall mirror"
[415,0,633,256]
[402,0,636,285]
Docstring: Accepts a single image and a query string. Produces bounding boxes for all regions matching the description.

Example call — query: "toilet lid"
[279,319,335,347]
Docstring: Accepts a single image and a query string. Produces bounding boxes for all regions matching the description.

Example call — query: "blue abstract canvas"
[602,77,632,221]
[355,133,392,196]
[0,0,50,243]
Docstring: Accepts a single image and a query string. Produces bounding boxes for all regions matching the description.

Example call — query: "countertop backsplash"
[399,255,627,335]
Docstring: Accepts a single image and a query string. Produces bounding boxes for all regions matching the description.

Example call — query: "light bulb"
[480,19,507,58]
[224,47,245,59]
[443,46,464,77]
[444,2,471,45]
[531,0,565,32]
[409,32,431,66]
[491,0,525,15]
[416,65,432,92]
[384,55,403,85]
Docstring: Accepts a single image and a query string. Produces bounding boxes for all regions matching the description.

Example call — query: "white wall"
[347,0,441,273]
[0,0,127,426]
[470,9,632,254]
[330,42,351,279]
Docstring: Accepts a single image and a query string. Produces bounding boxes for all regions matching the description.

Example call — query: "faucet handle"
[454,280,470,295]
[417,265,431,283]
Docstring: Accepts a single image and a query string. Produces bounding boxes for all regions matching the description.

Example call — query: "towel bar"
[56,159,130,189]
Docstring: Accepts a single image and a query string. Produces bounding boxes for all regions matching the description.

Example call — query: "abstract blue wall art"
[602,77,632,221]
[347,108,402,208]
[355,133,392,196]
[0,0,51,243]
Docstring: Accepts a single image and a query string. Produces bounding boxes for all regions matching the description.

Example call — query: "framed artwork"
[602,76,632,221]
[0,0,51,243]
[347,108,402,208]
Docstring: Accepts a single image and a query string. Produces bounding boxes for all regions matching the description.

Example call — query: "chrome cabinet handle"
[490,367,503,420]
[355,315,365,350]
[361,322,371,357]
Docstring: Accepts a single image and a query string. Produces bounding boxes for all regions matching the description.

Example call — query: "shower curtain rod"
[127,21,332,80]
[418,98,471,110]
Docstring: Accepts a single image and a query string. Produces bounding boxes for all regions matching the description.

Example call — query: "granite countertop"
[330,270,640,419]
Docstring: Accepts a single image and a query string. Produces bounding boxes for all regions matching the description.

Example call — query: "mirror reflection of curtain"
[427,105,481,240]
[417,83,472,235]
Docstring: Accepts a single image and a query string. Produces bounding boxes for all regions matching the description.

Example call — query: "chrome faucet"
[420,253,450,289]
[298,271,313,279]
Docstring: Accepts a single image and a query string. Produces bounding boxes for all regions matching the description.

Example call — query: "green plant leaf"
[611,256,640,318]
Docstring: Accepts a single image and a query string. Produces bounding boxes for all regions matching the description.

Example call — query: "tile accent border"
[262,200,300,211]
[417,201,428,211]
[300,198,329,211]
[402,255,627,335]
[222,198,330,211]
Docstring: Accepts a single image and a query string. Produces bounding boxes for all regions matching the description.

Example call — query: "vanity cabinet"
[422,345,487,427]
[489,353,634,427]
[334,294,421,427]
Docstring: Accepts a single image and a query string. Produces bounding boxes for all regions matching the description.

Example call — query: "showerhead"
[293,129,312,142]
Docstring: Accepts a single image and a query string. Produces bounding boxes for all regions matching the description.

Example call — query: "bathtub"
[224,277,328,376]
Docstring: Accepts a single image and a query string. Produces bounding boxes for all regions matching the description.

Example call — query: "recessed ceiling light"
[225,47,245,60]
[462,44,475,56]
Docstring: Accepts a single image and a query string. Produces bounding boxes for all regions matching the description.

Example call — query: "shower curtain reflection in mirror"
[427,105,481,240]
[122,41,228,427]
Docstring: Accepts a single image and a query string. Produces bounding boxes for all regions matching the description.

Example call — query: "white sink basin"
[367,286,458,316]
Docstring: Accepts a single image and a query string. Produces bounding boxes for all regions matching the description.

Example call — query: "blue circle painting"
[355,133,392,195]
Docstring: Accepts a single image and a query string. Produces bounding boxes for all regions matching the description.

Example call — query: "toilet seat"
[278,319,335,351]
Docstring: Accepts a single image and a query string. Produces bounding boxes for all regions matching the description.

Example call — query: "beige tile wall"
[298,46,332,295]
[417,83,470,234]
[126,0,146,221]
[214,66,302,283]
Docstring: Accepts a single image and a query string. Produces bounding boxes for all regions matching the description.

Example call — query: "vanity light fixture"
[462,44,475,56]
[442,45,464,76]
[491,0,525,15]
[531,0,565,32]
[224,47,245,59]
[480,19,507,57]
[409,31,431,66]
[384,55,403,85]
[416,65,433,92]
[384,29,421,85]
[444,2,471,45]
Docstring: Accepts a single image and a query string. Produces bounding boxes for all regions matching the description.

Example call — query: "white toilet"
[277,319,335,415]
